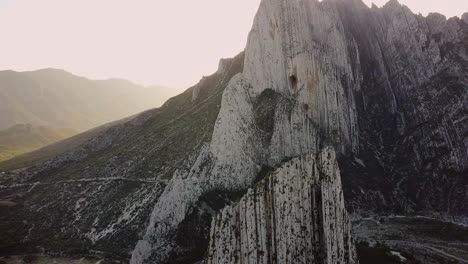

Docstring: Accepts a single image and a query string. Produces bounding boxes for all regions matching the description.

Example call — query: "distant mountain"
[0,118,128,171]
[0,124,78,162]
[0,68,180,131]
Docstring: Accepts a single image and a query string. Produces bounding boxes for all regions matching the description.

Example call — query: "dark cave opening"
[289,75,298,89]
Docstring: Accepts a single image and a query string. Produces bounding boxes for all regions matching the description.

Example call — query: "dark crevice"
[289,75,298,89]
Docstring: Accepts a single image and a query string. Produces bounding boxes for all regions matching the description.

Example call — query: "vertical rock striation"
[132,0,363,261]
[334,0,468,220]
[206,148,357,264]
[132,0,467,262]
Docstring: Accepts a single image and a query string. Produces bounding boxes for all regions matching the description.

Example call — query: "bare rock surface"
[133,0,468,262]
[207,148,357,264]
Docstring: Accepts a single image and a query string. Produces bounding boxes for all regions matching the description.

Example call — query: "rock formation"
[131,0,361,261]
[132,0,467,262]
[1,0,467,263]
[206,148,357,264]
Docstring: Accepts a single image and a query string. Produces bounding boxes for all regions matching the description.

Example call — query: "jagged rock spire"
[206,148,358,264]
[462,12,468,24]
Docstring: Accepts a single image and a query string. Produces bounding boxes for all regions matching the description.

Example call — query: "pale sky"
[0,0,466,88]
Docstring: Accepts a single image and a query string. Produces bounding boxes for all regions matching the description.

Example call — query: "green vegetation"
[0,122,114,171]
[0,124,78,163]
[0,146,32,163]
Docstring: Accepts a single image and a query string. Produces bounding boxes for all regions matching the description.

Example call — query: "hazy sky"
[0,0,466,88]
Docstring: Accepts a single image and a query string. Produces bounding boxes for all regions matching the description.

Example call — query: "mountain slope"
[0,53,245,260]
[0,124,78,162]
[0,68,179,131]
[0,121,120,171]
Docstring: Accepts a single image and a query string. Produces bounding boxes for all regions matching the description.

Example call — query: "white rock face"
[206,148,357,264]
[243,0,360,152]
[131,0,467,263]
[462,13,468,25]
[131,0,361,262]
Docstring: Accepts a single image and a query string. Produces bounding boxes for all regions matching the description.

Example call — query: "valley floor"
[0,255,106,264]
[354,216,468,264]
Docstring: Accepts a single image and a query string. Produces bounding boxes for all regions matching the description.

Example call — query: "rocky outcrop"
[462,13,468,24]
[131,0,467,263]
[131,0,362,261]
[334,0,468,220]
[206,148,357,264]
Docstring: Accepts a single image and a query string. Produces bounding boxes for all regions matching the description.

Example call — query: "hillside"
[0,124,78,163]
[0,68,180,131]
[0,120,127,171]
[0,52,245,261]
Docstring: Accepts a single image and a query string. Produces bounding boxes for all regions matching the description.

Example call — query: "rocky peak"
[192,54,244,101]
[379,0,417,20]
[382,0,401,9]
[462,12,468,24]
[217,58,232,75]
[426,12,447,23]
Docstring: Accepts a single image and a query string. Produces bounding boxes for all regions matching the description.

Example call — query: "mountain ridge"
[0,52,246,261]
[0,68,180,131]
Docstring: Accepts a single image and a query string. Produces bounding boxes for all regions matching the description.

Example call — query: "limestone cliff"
[132,0,467,262]
[131,0,362,261]
[207,148,357,264]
